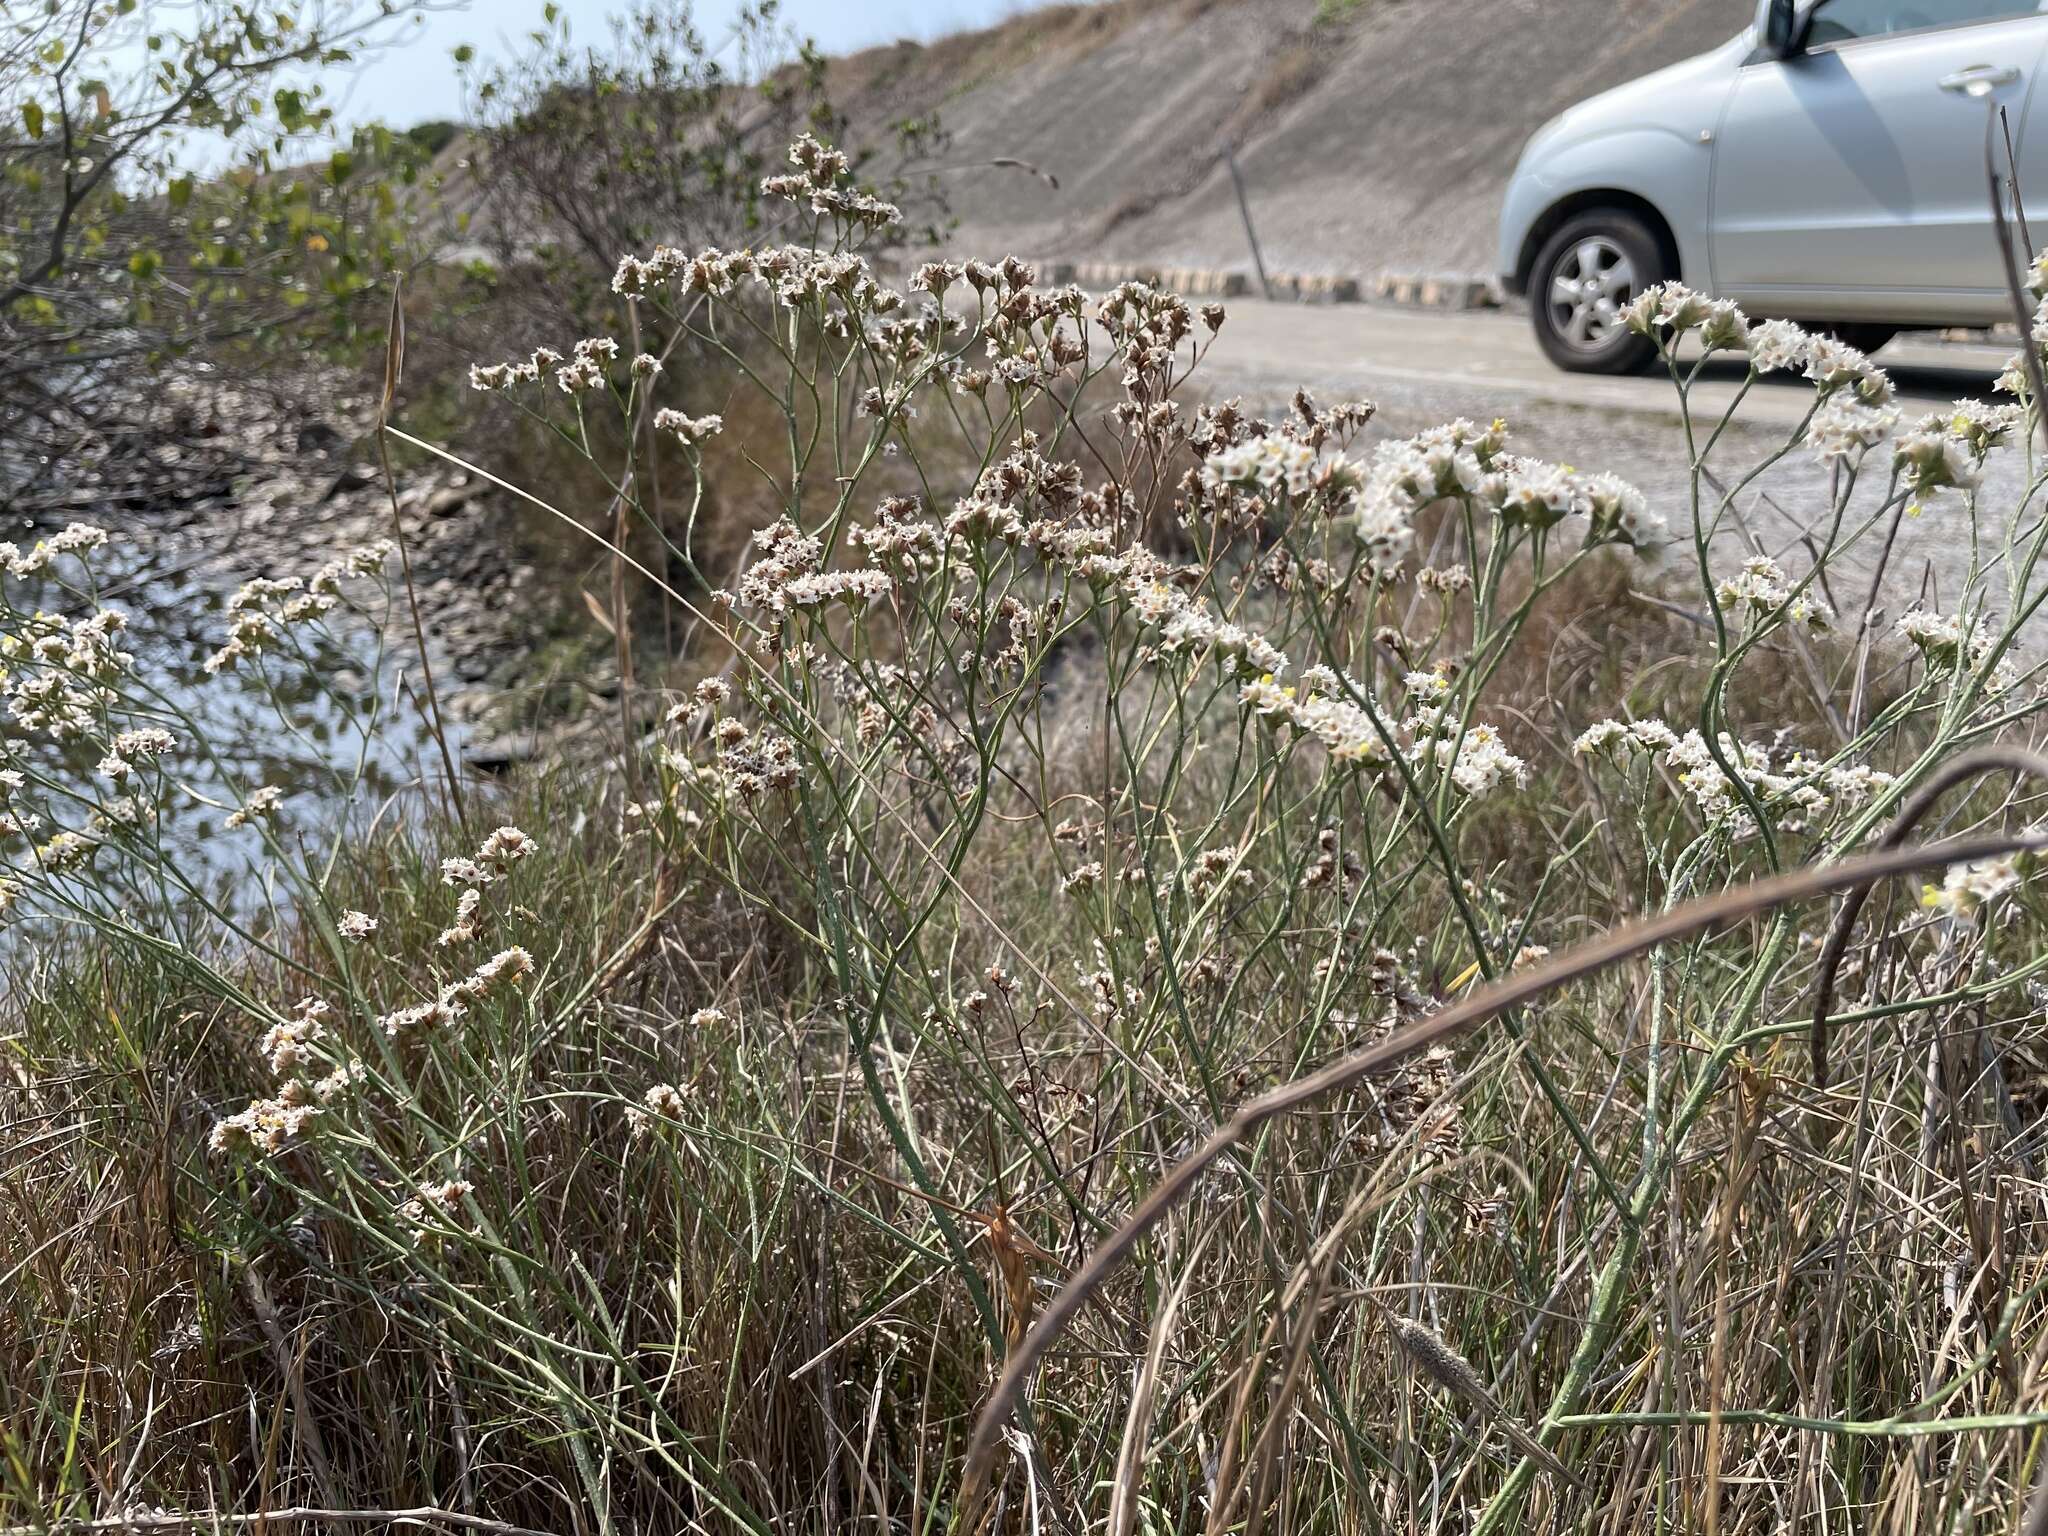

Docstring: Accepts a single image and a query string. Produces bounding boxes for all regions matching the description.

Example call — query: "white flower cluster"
[1802,336,1896,404]
[470,336,621,394]
[1717,310,1904,462]
[0,521,108,577]
[212,996,364,1156]
[1120,552,1288,681]
[947,441,1085,547]
[1898,607,2018,692]
[781,569,895,610]
[606,239,912,331]
[1746,319,1808,372]
[1808,391,1899,464]
[756,132,902,230]
[97,725,176,782]
[1715,555,1832,631]
[1571,717,1679,757]
[210,1084,323,1156]
[1197,417,1628,580]
[380,946,535,1038]
[438,887,483,948]
[851,495,948,575]
[1668,731,1792,836]
[439,824,538,887]
[734,520,827,616]
[1344,419,1659,567]
[222,784,283,830]
[399,1176,476,1237]
[2000,266,2048,392]
[558,336,619,394]
[1241,666,1526,797]
[705,719,802,803]
[261,996,330,1076]
[469,347,561,391]
[627,1081,694,1139]
[1580,715,1893,838]
[1424,722,1530,797]
[1631,287,1902,458]
[1892,400,2021,502]
[1624,284,1750,353]
[1349,418,1501,571]
[1241,667,1394,771]
[1200,434,1320,499]
[3,607,131,738]
[653,408,723,446]
[1748,316,1895,406]
[205,541,392,675]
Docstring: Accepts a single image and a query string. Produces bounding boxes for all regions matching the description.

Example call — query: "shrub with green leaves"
[3,1,448,514]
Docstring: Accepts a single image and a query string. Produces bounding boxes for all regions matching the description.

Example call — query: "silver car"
[1499,0,2048,372]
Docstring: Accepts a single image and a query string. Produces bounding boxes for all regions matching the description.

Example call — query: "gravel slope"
[829,0,1750,279]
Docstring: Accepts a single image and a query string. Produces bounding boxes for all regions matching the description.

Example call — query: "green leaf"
[168,173,194,209]
[21,101,43,140]
[326,149,353,184]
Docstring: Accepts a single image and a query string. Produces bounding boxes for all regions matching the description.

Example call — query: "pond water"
[5,509,462,913]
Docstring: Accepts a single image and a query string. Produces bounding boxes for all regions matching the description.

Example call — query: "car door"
[1711,0,2048,321]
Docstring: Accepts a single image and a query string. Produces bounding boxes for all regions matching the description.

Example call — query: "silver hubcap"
[1547,236,1638,351]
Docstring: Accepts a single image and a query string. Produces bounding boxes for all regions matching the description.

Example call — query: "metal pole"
[1224,147,1274,302]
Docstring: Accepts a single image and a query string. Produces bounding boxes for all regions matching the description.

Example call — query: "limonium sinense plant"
[15,130,2048,1534]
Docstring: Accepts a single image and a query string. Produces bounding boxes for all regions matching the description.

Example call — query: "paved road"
[1201,299,2011,429]
[1198,300,2027,627]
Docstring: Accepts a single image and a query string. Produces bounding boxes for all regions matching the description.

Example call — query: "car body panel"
[1497,36,1747,288]
[1712,12,2048,322]
[1499,2,2048,330]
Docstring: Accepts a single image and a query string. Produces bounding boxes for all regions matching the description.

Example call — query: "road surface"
[1201,300,2010,431]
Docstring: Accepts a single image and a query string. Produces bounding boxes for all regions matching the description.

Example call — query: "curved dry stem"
[960,824,2048,1492]
[1808,744,2048,1087]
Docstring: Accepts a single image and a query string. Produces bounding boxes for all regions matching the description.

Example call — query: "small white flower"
[440,856,494,887]
[1807,392,1898,463]
[223,785,283,830]
[1747,319,1812,374]
[477,825,536,866]
[1928,855,2026,920]
[653,408,724,446]
[1573,720,1628,756]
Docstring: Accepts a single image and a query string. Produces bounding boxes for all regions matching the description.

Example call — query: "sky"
[308,0,1052,139]
[98,0,1065,171]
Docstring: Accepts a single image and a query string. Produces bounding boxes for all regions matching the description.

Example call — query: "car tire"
[1529,210,1668,375]
[1813,321,1899,356]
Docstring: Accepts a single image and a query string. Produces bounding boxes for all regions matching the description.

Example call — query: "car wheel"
[1813,322,1898,356]
[1530,211,1667,374]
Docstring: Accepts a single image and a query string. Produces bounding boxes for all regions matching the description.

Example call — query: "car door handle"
[1940,64,2021,95]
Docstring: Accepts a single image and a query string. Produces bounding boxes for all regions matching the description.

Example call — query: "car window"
[1806,0,2045,46]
